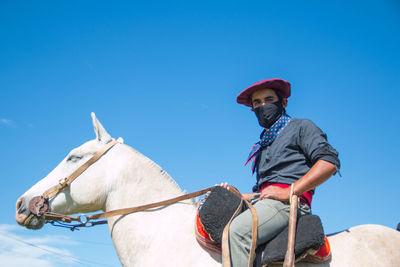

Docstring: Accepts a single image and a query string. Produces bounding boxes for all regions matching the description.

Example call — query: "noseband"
[28,139,119,217]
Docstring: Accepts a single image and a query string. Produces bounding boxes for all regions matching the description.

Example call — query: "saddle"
[196,187,331,266]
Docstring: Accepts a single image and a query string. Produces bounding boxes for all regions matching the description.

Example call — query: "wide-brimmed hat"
[237,78,291,107]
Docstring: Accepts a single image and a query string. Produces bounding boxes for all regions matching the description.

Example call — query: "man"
[225,78,340,267]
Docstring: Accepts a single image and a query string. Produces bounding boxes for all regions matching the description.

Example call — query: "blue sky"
[1,0,399,266]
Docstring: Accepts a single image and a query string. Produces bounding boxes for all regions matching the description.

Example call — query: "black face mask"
[254,101,284,129]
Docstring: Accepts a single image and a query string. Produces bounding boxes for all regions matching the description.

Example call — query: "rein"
[44,186,215,229]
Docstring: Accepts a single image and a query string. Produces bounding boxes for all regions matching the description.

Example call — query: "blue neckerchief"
[245,113,292,174]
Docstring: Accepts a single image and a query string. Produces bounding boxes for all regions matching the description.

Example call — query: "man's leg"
[226,198,310,267]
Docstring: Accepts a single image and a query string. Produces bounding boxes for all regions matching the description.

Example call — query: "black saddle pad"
[198,187,325,266]
[254,214,325,266]
[198,186,244,244]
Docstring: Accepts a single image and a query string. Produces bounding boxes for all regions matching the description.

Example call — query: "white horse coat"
[15,113,400,267]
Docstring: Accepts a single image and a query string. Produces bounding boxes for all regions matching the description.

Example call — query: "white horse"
[15,113,400,267]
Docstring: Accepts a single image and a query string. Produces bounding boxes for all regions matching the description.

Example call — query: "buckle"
[28,196,49,216]
[58,177,68,189]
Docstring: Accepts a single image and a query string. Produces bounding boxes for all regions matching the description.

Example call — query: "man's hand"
[241,193,256,201]
[217,183,256,202]
[259,186,290,202]
[217,182,229,190]
[208,182,230,194]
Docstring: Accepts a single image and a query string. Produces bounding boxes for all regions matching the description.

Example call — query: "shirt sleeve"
[298,120,341,171]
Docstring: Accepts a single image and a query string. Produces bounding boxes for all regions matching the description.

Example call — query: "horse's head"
[15,112,122,229]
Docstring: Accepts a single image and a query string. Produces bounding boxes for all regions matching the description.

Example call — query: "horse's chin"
[23,214,45,230]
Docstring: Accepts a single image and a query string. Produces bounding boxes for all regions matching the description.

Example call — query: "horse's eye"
[67,155,83,162]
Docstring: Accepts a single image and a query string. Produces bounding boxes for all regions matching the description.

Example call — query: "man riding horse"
[225,78,340,267]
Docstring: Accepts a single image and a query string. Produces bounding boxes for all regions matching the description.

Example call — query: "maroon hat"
[237,78,291,107]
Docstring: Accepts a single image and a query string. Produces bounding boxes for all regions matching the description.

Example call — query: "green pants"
[225,195,311,267]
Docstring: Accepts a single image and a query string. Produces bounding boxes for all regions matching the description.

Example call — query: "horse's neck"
[104,146,220,266]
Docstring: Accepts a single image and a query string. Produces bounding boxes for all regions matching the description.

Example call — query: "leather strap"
[42,139,118,200]
[283,184,298,267]
[221,187,258,267]
[44,186,215,223]
[87,187,214,220]
[247,200,258,266]
[222,198,244,267]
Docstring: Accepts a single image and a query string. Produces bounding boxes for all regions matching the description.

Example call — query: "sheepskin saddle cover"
[198,186,327,266]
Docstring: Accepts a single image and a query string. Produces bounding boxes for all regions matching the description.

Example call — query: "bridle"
[27,139,214,230]
[27,139,118,228]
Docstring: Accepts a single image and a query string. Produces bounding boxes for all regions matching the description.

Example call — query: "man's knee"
[229,215,252,242]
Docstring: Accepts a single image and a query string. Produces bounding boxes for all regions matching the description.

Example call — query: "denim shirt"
[254,119,340,191]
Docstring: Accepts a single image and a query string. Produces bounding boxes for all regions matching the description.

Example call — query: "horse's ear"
[91,112,112,143]
[117,137,124,143]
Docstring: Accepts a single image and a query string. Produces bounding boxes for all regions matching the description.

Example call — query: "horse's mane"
[125,144,183,192]
[146,158,182,191]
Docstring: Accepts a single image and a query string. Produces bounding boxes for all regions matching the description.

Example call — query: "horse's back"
[268,224,400,267]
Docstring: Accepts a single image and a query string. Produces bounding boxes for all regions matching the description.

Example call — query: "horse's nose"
[15,197,28,225]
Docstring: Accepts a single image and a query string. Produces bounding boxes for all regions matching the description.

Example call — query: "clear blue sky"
[1,1,399,266]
